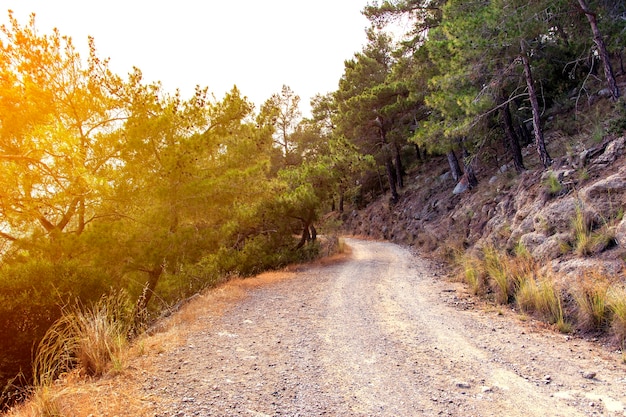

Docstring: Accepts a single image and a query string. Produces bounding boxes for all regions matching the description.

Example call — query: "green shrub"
[543,171,563,198]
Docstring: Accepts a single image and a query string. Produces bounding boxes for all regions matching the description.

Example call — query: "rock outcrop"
[343,135,626,279]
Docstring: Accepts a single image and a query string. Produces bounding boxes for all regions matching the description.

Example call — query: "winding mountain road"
[142,238,626,416]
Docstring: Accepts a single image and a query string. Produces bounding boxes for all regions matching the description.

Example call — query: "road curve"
[143,238,626,416]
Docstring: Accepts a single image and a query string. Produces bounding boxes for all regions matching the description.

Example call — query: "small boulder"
[616,218,626,247]
[531,233,570,260]
[582,371,597,380]
[453,176,470,195]
[594,136,625,167]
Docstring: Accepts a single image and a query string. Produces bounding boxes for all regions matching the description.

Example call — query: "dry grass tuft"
[460,255,487,295]
[462,245,573,332]
[483,245,533,305]
[607,286,626,344]
[6,371,153,417]
[536,277,570,333]
[483,246,510,304]
[516,276,540,314]
[571,204,619,256]
[573,271,613,333]
[33,292,133,386]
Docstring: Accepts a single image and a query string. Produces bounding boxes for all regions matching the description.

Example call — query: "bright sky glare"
[4,1,372,115]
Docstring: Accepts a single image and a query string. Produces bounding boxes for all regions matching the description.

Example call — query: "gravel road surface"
[141,238,626,416]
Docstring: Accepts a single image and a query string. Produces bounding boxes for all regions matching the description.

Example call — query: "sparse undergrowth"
[32,291,135,391]
[459,245,625,342]
[4,235,346,416]
[4,292,137,417]
[566,203,620,257]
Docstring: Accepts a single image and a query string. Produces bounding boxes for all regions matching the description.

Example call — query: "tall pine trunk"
[414,143,422,161]
[378,122,398,203]
[501,102,525,172]
[520,40,553,168]
[296,210,316,249]
[393,142,404,189]
[376,167,385,194]
[296,224,311,249]
[385,156,399,203]
[339,189,344,213]
[462,146,478,189]
[578,0,620,101]
[447,150,463,182]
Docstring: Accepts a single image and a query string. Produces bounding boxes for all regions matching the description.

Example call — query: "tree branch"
[0,230,17,242]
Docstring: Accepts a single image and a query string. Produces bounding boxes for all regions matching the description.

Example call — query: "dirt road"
[142,239,626,416]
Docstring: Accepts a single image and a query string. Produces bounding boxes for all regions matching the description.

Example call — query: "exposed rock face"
[486,137,626,270]
[579,165,626,221]
[343,135,626,279]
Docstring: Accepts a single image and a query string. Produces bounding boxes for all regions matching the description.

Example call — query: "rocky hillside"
[343,131,626,282]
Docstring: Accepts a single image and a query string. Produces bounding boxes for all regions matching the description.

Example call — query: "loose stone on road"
[141,238,626,416]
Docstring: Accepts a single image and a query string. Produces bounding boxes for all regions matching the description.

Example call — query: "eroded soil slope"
[139,239,626,416]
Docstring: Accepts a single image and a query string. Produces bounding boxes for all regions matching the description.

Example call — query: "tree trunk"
[393,142,404,189]
[385,157,399,203]
[414,143,422,161]
[501,102,526,173]
[578,0,620,101]
[447,150,463,182]
[520,41,553,168]
[377,119,397,202]
[296,223,311,249]
[77,198,85,235]
[296,209,316,249]
[339,189,345,213]
[133,264,164,328]
[516,121,533,146]
[462,147,479,189]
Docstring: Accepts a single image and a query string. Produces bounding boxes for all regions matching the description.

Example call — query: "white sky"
[3,1,372,115]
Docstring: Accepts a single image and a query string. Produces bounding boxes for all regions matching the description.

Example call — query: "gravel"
[139,238,626,417]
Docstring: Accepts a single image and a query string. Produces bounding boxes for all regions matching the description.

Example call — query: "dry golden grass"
[5,371,152,417]
[32,292,134,388]
[573,270,613,332]
[471,243,626,337]
[481,246,534,305]
[459,255,487,296]
[608,286,626,345]
[5,247,352,417]
[461,246,574,332]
